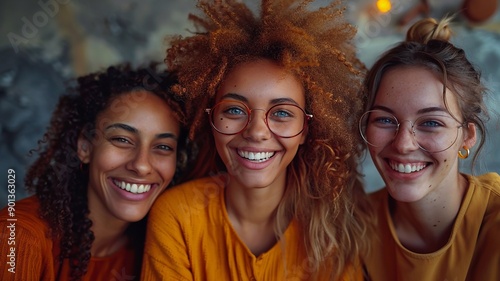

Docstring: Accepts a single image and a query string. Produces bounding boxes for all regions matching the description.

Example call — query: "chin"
[117,209,149,223]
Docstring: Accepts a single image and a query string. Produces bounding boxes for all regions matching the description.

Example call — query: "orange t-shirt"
[0,196,140,281]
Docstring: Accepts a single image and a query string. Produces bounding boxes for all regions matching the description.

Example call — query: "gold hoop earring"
[458,146,470,159]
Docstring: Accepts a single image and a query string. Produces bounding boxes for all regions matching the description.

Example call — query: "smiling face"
[366,66,476,202]
[213,59,307,190]
[78,91,180,223]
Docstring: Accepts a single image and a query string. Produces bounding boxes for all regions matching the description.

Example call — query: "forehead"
[216,59,305,106]
[375,66,461,115]
[97,90,179,132]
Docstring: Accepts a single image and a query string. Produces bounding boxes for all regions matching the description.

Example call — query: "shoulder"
[154,175,225,205]
[466,172,500,199]
[0,195,51,242]
[1,196,55,279]
[149,175,226,220]
[467,173,500,231]
[0,195,48,232]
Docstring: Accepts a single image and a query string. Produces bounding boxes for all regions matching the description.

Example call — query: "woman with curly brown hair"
[0,64,188,280]
[142,0,373,280]
[360,17,500,281]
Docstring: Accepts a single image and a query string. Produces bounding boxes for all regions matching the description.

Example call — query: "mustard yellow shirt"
[363,173,500,281]
[142,175,362,281]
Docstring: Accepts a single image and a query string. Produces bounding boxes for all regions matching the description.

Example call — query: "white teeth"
[390,162,426,174]
[238,150,275,162]
[113,180,152,194]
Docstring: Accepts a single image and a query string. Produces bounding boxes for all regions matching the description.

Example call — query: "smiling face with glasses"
[363,66,476,203]
[209,59,310,190]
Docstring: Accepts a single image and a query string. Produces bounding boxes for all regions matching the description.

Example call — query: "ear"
[77,134,92,164]
[463,122,477,148]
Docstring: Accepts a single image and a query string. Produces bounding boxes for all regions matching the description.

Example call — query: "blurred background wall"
[1,0,499,207]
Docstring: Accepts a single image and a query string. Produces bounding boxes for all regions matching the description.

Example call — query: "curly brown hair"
[165,0,373,278]
[25,63,188,280]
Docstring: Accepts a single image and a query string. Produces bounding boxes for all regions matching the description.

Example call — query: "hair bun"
[405,17,453,44]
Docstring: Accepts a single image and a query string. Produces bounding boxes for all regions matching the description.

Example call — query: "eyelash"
[156,144,173,151]
[110,137,175,152]
[111,137,131,144]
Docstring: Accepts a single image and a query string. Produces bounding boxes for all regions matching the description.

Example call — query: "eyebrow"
[371,105,449,115]
[105,123,178,140]
[220,93,300,106]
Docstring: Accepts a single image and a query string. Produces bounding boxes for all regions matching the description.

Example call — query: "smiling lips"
[238,150,275,162]
[113,179,152,194]
[389,161,427,174]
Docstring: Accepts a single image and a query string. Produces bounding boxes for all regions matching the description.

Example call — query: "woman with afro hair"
[0,63,188,280]
[142,0,373,280]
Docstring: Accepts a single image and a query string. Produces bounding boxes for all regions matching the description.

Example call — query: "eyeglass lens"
[359,110,461,153]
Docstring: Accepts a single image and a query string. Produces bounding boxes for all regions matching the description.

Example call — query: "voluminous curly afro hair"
[166,0,373,279]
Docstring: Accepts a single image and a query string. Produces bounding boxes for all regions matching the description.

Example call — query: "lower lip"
[109,178,155,201]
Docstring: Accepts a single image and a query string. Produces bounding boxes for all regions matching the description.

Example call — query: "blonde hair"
[166,0,373,279]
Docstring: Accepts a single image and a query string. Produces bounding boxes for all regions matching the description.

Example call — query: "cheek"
[368,147,378,157]
[90,148,125,173]
[155,157,177,182]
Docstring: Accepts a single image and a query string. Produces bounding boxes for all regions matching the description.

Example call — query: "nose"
[127,146,153,176]
[391,121,420,153]
[242,109,272,141]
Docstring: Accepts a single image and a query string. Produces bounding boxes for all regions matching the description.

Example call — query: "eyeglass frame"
[358,109,465,153]
[205,100,313,138]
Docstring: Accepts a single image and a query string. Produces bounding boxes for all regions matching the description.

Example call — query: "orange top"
[142,175,363,281]
[0,196,140,281]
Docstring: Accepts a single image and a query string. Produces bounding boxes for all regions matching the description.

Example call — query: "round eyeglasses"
[359,110,464,153]
[206,100,313,138]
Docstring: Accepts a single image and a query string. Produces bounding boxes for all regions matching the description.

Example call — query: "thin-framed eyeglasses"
[205,100,313,138]
[359,109,465,153]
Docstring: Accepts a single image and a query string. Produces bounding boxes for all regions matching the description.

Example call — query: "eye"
[416,115,451,133]
[225,106,246,116]
[156,144,174,151]
[110,137,132,145]
[272,109,292,118]
[372,116,397,127]
[268,104,300,121]
[420,120,442,127]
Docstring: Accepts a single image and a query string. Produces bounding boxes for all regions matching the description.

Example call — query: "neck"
[88,210,130,257]
[225,182,284,224]
[224,178,288,256]
[391,174,468,253]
